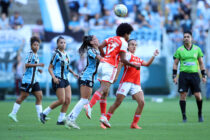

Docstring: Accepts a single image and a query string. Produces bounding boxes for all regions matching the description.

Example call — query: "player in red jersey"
[84,23,140,128]
[106,39,159,129]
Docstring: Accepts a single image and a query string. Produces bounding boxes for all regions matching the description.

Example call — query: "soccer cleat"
[130,123,142,129]
[83,104,92,119]
[100,115,111,128]
[100,123,107,129]
[66,117,80,129]
[182,119,187,123]
[40,113,47,124]
[8,113,18,122]
[198,116,204,122]
[56,121,65,125]
[182,115,187,123]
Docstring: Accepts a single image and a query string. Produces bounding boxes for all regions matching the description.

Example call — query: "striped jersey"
[22,51,40,84]
[50,49,71,80]
[80,47,100,82]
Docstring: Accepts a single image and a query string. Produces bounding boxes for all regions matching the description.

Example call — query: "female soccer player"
[84,23,140,128]
[40,36,78,125]
[106,39,159,129]
[8,36,44,122]
[65,35,103,129]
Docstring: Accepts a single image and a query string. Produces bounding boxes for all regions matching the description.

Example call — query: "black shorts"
[20,82,41,93]
[79,78,94,88]
[178,72,201,93]
[52,77,70,91]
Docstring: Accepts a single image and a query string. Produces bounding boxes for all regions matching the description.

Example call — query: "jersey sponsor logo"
[89,81,93,87]
[194,47,198,50]
[183,62,196,66]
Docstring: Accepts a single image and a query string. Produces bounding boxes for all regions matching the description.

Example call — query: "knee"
[16,95,28,104]
[138,99,145,107]
[36,94,42,102]
[64,98,71,105]
[180,94,186,100]
[58,98,65,105]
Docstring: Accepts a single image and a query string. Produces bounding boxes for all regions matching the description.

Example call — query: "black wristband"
[172,69,177,79]
[201,70,207,78]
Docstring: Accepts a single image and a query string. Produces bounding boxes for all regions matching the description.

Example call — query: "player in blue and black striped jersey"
[8,36,44,122]
[65,35,103,129]
[40,36,78,125]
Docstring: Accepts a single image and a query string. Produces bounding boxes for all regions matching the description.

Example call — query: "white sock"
[11,102,21,115]
[43,106,52,115]
[57,112,66,122]
[35,105,42,119]
[68,98,89,121]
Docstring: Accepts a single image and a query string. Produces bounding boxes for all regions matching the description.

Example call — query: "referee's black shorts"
[178,72,201,93]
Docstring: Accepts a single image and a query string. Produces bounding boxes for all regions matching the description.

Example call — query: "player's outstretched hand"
[39,63,45,67]
[153,49,159,57]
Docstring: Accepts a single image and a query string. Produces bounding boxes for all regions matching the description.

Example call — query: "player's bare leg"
[130,91,144,129]
[66,86,91,129]
[8,91,29,122]
[33,91,43,121]
[40,88,65,124]
[85,81,111,120]
[57,85,71,125]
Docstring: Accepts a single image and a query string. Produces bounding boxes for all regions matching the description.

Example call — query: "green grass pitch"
[1,98,210,140]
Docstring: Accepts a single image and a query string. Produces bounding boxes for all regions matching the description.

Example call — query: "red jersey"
[120,52,144,85]
[102,36,128,67]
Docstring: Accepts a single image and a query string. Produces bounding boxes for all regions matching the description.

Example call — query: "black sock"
[179,100,186,119]
[196,100,203,117]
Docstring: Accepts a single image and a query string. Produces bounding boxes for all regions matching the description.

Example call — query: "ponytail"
[79,35,93,55]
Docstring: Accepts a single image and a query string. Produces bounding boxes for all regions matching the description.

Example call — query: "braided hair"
[79,35,93,55]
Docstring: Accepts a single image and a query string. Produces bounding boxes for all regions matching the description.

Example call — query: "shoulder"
[126,52,132,60]
[26,50,34,57]
[176,46,184,52]
[119,37,128,46]
[192,44,200,50]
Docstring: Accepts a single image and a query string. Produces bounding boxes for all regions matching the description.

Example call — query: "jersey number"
[107,43,117,54]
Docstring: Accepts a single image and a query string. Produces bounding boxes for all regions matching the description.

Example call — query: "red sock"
[100,99,107,116]
[89,91,102,108]
[107,112,112,121]
[132,114,141,124]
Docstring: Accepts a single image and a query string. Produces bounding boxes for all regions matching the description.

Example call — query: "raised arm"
[142,49,159,67]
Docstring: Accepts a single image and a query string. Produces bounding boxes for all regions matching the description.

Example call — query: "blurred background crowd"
[0,0,209,100]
